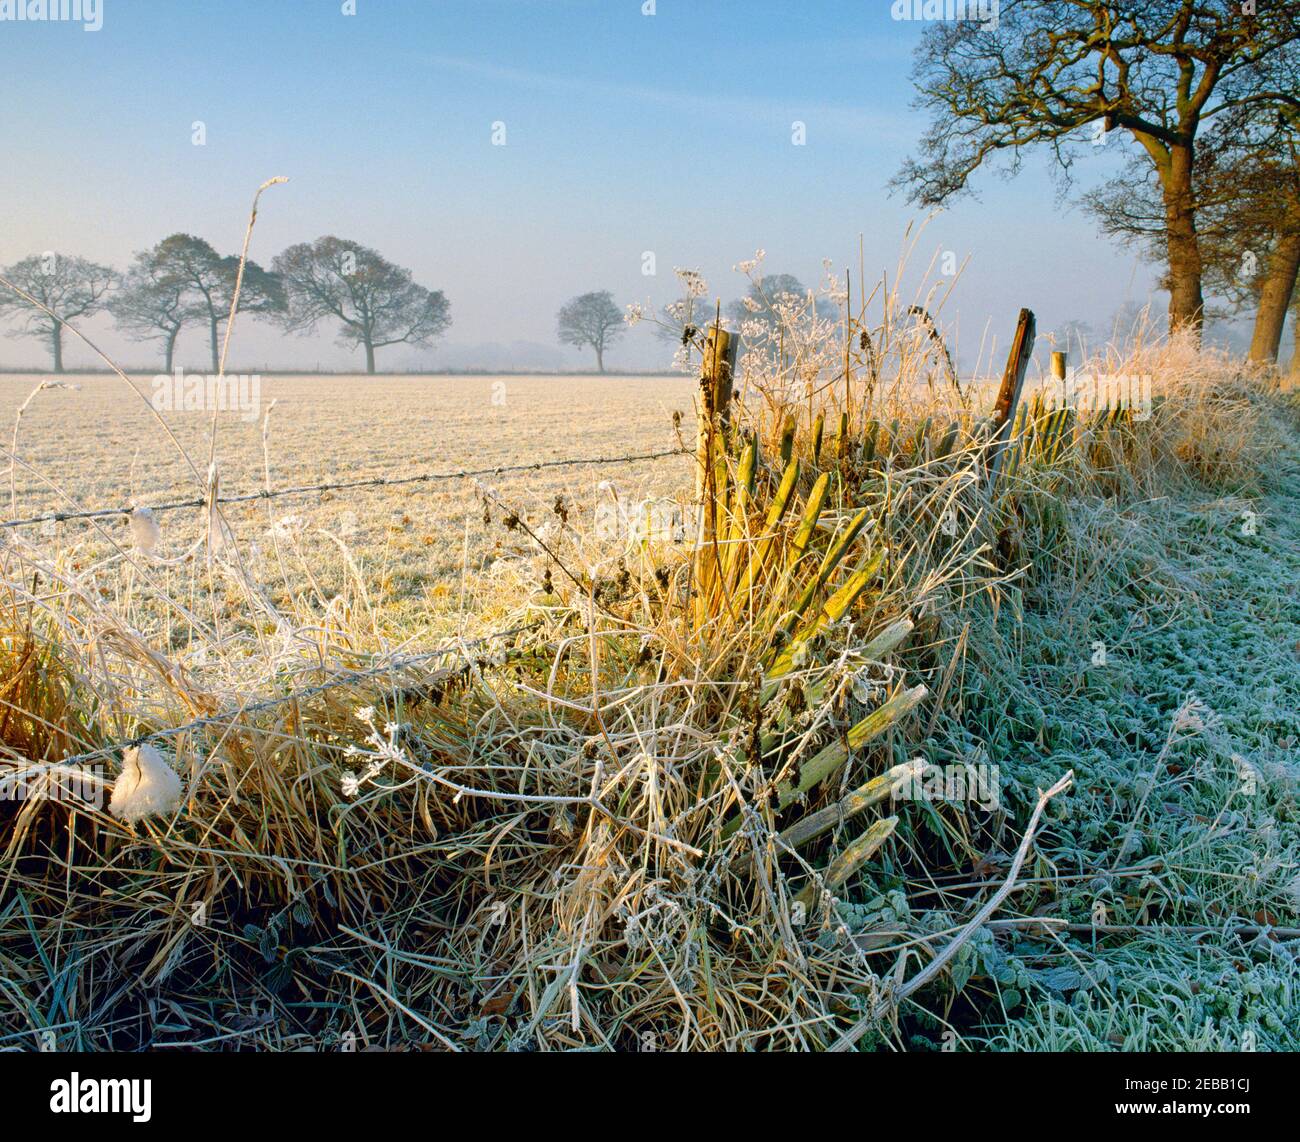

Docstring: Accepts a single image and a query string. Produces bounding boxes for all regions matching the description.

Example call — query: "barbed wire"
[1,445,691,530]
[18,622,543,770]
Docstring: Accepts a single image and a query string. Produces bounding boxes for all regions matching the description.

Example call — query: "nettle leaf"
[1032,965,1085,993]
[258,927,279,963]
[991,958,1017,986]
[949,946,976,994]
[264,961,294,993]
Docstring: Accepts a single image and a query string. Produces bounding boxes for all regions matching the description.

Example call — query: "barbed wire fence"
[0,442,693,772]
[1,445,690,530]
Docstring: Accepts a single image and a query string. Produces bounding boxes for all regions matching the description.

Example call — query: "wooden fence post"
[695,328,738,577]
[987,308,1036,488]
[1047,350,1072,463]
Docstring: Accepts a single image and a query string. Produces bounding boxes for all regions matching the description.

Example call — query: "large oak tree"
[896,1,1300,336]
[1087,105,1300,364]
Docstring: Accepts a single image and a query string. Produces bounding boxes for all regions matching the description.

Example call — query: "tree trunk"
[364,340,376,374]
[595,345,604,373]
[209,315,220,373]
[50,325,63,373]
[1161,143,1206,338]
[164,326,180,374]
[1248,205,1300,365]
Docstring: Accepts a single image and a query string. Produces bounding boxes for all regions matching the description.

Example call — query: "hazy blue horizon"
[2,0,1255,375]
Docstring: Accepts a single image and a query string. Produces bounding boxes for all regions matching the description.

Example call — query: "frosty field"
[3,372,696,621]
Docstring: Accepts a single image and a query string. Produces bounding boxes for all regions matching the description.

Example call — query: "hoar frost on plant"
[673,267,708,299]
[109,743,183,823]
[1172,694,1222,735]
[850,667,886,706]
[341,705,415,798]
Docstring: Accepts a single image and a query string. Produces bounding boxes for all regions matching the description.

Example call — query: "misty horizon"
[5,0,1269,378]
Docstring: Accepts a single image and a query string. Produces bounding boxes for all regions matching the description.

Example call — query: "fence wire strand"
[10,622,542,771]
[2,445,690,529]
[1,441,694,772]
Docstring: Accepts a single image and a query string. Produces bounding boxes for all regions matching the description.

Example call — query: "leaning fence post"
[695,327,738,588]
[987,308,1036,489]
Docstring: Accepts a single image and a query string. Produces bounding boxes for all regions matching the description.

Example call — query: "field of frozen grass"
[963,417,1300,1049]
[2,372,696,627]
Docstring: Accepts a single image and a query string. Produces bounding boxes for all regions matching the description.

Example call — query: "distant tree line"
[0,235,451,374]
[554,273,838,372]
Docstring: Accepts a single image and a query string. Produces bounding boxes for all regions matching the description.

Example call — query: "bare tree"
[1109,300,1153,352]
[1050,318,1096,362]
[895,1,1300,336]
[557,290,624,372]
[109,245,191,372]
[146,234,283,373]
[0,253,116,372]
[273,237,451,374]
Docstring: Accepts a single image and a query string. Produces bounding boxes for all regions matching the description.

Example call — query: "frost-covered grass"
[956,400,1300,1051]
[2,248,1297,1051]
[0,371,694,630]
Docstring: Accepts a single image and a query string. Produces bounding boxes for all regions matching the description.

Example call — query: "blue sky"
[0,0,1166,371]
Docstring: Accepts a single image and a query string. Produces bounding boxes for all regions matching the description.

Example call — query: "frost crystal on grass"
[109,744,183,823]
[1172,695,1221,734]
[850,667,883,705]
